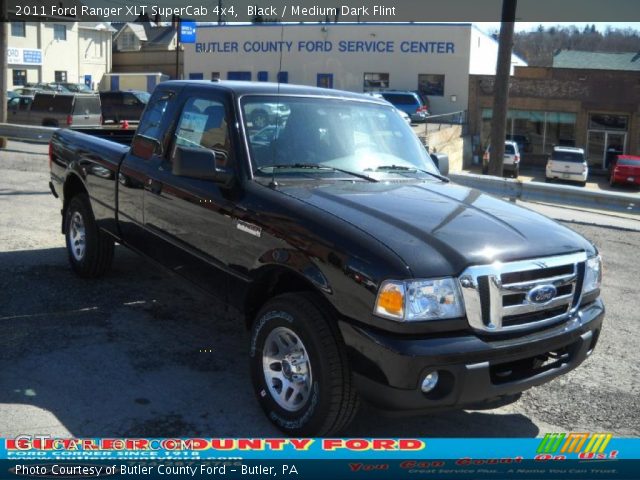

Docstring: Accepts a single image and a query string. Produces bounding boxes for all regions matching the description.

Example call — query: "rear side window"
[552,151,584,162]
[31,94,73,113]
[100,93,118,106]
[136,90,175,144]
[381,94,417,106]
[73,96,101,115]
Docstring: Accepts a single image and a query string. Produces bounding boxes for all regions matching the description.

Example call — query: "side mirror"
[132,135,160,160]
[172,145,234,187]
[430,152,449,177]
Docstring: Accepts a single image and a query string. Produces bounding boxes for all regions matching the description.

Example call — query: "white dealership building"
[183,23,526,114]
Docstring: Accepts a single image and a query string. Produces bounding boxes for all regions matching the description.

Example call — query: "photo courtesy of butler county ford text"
[1,0,640,478]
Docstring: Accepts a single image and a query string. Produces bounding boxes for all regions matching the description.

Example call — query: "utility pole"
[0,0,9,148]
[488,0,517,177]
[175,17,181,80]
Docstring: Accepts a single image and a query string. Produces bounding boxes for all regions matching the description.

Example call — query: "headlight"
[582,255,602,294]
[374,278,464,322]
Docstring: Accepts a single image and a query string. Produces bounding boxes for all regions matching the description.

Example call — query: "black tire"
[64,194,114,278]
[250,109,269,129]
[249,292,359,436]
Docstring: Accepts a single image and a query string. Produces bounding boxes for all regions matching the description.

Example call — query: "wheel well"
[244,268,320,329]
[62,174,88,231]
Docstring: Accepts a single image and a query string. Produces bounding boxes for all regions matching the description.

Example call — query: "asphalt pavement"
[1,141,638,438]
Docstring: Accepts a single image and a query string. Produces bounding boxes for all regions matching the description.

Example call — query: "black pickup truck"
[49,81,604,436]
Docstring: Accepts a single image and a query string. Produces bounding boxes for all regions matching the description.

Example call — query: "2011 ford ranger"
[49,81,604,436]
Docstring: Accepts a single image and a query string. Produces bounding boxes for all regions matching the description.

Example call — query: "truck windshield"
[241,96,439,180]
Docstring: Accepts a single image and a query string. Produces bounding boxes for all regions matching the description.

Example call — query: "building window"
[227,71,251,81]
[363,73,389,91]
[11,22,26,37]
[120,32,138,51]
[257,71,269,82]
[54,24,67,41]
[55,71,67,82]
[588,114,628,131]
[277,71,289,83]
[317,74,333,89]
[418,74,445,97]
[13,69,27,86]
[481,109,577,156]
[211,72,220,81]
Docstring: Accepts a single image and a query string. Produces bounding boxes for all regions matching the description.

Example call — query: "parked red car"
[610,155,640,187]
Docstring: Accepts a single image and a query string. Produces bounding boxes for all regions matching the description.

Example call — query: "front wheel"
[64,194,114,278]
[249,293,359,436]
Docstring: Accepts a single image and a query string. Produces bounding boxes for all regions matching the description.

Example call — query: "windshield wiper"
[256,163,378,183]
[375,165,449,183]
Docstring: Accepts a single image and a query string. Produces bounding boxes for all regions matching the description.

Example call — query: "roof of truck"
[160,80,389,104]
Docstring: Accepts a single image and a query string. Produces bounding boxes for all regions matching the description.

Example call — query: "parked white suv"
[546,146,588,186]
[482,140,520,178]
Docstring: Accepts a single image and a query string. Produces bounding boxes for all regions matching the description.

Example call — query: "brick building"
[468,54,640,170]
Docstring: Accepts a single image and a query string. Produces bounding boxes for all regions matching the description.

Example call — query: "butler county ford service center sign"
[194,40,456,54]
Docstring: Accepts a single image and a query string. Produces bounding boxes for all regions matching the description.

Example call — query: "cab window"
[173,97,231,166]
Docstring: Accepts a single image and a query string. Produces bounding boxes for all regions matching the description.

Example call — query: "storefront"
[468,65,640,170]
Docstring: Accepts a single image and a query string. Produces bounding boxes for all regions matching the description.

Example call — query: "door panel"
[118,87,181,250]
[142,92,241,296]
[605,132,625,170]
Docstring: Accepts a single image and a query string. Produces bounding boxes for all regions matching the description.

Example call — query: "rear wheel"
[249,293,359,436]
[64,194,114,278]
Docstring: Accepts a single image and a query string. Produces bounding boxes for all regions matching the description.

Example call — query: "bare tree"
[488,0,517,177]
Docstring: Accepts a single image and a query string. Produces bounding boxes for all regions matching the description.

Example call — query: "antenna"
[268,23,286,189]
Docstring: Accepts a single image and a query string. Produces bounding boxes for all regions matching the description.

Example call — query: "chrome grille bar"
[459,251,587,333]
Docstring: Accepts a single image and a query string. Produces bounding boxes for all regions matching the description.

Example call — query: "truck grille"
[459,252,586,333]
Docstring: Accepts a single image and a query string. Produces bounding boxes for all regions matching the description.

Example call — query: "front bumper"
[339,299,604,413]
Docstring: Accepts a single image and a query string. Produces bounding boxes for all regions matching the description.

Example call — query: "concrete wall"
[414,124,465,172]
[78,28,112,88]
[184,23,475,114]
[40,23,79,84]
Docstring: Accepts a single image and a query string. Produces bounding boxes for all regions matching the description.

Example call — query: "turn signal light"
[375,284,405,319]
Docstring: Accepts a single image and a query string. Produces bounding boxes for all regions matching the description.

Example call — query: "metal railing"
[424,110,467,125]
[449,172,638,215]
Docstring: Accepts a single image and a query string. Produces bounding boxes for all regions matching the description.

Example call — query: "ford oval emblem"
[528,284,557,304]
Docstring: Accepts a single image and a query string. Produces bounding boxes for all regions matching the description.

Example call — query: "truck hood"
[279,180,594,277]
